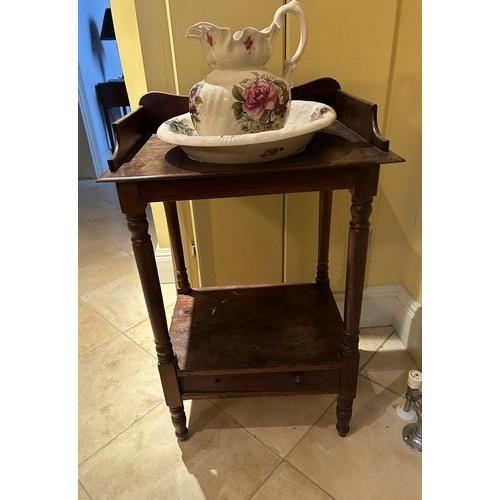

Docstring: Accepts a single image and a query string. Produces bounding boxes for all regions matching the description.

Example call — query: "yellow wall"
[284,0,398,289]
[110,0,422,303]
[380,0,422,303]
[111,0,177,104]
[285,0,422,303]
[110,0,173,257]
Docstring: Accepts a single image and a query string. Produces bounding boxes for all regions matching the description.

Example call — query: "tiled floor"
[78,179,422,500]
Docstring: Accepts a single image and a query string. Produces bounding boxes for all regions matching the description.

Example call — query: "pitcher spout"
[186,0,306,76]
[186,22,220,40]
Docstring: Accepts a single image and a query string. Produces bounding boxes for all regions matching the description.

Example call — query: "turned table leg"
[336,189,374,437]
[125,211,188,441]
[163,201,191,295]
[316,191,333,286]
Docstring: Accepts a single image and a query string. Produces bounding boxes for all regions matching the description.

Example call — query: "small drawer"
[180,368,340,397]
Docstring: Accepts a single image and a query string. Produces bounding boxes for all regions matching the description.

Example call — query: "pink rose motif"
[206,33,213,47]
[242,81,278,120]
[244,35,253,51]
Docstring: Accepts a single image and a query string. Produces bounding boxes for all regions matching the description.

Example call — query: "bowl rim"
[156,100,336,148]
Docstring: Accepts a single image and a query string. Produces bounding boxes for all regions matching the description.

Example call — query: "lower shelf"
[169,282,344,385]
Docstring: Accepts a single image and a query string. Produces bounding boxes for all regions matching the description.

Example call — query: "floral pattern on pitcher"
[244,35,254,52]
[188,82,205,131]
[206,32,215,49]
[231,72,289,133]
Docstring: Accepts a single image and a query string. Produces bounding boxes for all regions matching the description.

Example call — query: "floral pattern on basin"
[310,106,331,122]
[231,72,289,133]
[157,100,336,164]
[166,119,197,136]
[261,146,284,158]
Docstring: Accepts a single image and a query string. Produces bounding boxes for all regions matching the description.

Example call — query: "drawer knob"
[293,374,305,387]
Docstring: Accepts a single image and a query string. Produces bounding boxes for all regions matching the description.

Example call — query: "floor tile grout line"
[282,459,338,500]
[78,270,139,300]
[207,370,407,500]
[78,269,176,308]
[202,328,401,465]
[222,409,338,500]
[207,400,284,461]
[82,240,134,257]
[358,327,395,372]
[78,212,133,235]
[385,328,420,368]
[120,308,176,360]
[78,401,164,468]
[247,460,283,500]
[78,219,148,256]
[279,374,406,466]
[277,365,404,500]
[78,311,172,362]
[77,235,128,260]
[78,295,128,357]
[123,331,160,361]
[283,396,337,461]
[358,329,417,398]
[78,332,126,361]
[78,284,176,357]
[282,332,406,464]
[358,371,407,399]
[78,479,95,500]
[202,402,329,499]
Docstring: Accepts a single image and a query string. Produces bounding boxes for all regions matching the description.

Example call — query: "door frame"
[78,64,106,178]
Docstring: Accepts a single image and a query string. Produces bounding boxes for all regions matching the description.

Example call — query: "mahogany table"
[97,78,405,441]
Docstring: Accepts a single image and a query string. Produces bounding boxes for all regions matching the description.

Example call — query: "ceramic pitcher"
[186,0,307,136]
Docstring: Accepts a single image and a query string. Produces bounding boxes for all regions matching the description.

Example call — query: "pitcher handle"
[273,0,308,85]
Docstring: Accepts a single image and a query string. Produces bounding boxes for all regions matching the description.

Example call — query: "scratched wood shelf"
[169,282,344,398]
[97,77,405,441]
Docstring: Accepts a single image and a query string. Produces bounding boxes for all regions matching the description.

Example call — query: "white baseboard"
[155,245,175,284]
[392,285,422,369]
[334,283,422,369]
[333,284,401,328]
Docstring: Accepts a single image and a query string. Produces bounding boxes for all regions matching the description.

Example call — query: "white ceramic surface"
[186,0,308,136]
[156,100,336,164]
